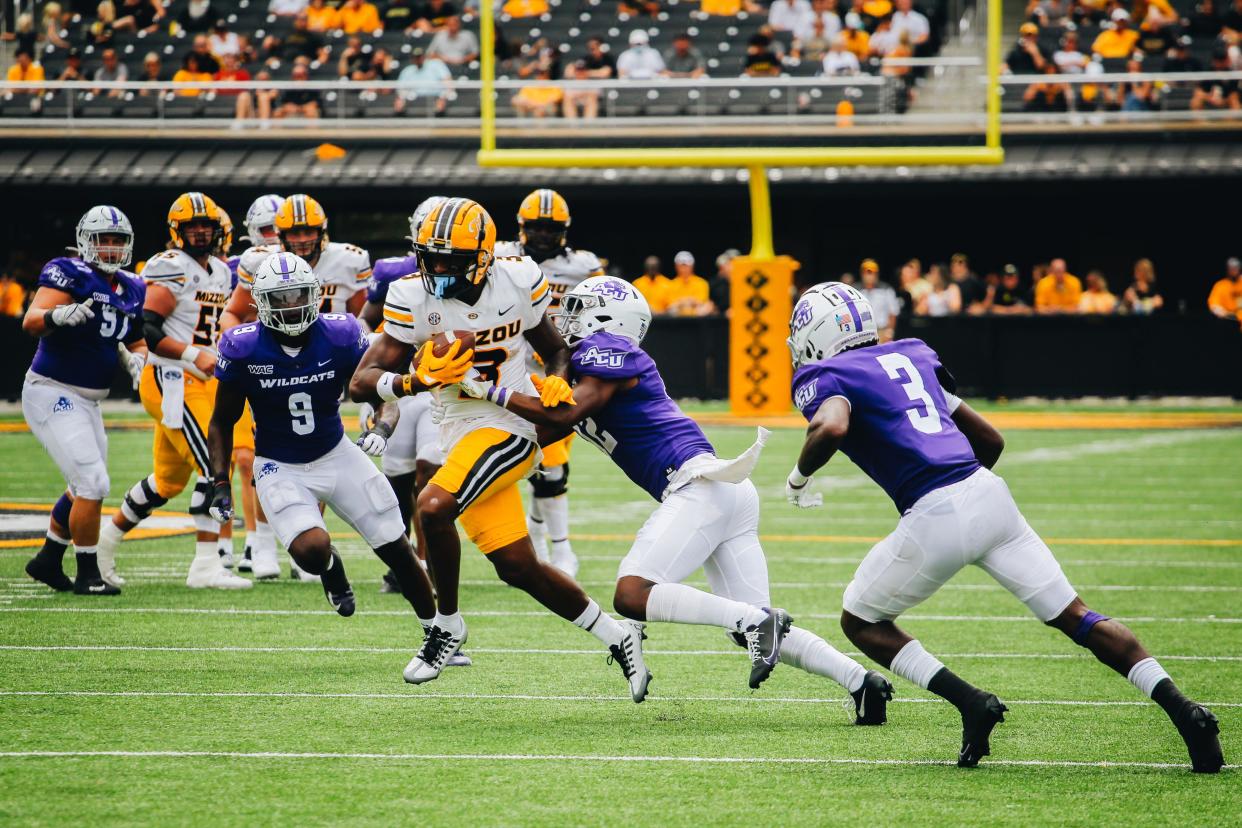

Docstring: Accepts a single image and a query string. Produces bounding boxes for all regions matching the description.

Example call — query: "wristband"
[181,345,202,364]
[43,309,58,329]
[788,468,810,488]
[376,371,399,402]
[485,385,511,408]
[212,472,230,486]
[402,373,414,396]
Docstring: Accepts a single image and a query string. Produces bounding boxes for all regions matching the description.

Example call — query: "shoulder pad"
[219,323,263,360]
[372,255,417,283]
[38,257,88,291]
[384,274,427,308]
[572,332,647,379]
[568,248,604,271]
[141,249,189,281]
[237,244,278,287]
[318,312,366,347]
[494,240,522,257]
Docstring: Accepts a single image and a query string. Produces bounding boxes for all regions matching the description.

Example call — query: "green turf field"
[0,415,1237,826]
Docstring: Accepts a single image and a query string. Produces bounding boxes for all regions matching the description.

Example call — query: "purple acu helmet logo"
[790,298,814,333]
[589,279,631,301]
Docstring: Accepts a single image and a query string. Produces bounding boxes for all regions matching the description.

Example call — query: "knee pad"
[193,513,217,534]
[51,492,73,527]
[530,462,568,499]
[1072,610,1110,646]
[121,475,169,524]
[187,477,212,516]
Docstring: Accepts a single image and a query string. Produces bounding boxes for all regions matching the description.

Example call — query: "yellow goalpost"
[476,0,1005,413]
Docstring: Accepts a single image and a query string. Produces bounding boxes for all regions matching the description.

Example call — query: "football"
[429,329,476,358]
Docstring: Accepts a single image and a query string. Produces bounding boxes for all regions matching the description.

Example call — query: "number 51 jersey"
[141,248,232,368]
[215,313,368,463]
[381,256,552,451]
[793,338,979,514]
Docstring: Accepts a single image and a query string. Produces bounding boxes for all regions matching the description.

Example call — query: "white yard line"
[0,749,1226,771]
[0,644,1238,663]
[0,689,1239,708]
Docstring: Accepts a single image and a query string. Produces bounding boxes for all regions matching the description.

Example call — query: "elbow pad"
[143,310,168,349]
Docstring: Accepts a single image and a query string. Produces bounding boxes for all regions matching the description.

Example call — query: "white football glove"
[456,373,490,401]
[357,400,376,432]
[786,469,823,509]
[49,298,95,328]
[429,395,447,424]
[356,431,387,456]
[119,345,145,389]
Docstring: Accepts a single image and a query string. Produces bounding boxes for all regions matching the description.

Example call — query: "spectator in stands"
[582,37,618,79]
[58,49,86,82]
[40,4,72,50]
[415,0,459,32]
[1004,22,1047,73]
[339,37,370,77]
[663,32,707,77]
[340,0,384,33]
[1164,37,1201,75]
[114,0,164,34]
[276,62,322,118]
[709,248,740,315]
[822,32,862,73]
[267,13,329,67]
[798,0,843,43]
[1078,270,1118,314]
[868,15,900,56]
[701,0,763,15]
[1225,0,1242,39]
[429,16,480,66]
[254,69,279,118]
[1034,257,1083,313]
[6,50,45,92]
[1024,61,1070,110]
[207,20,242,58]
[1071,0,1109,26]
[305,0,341,31]
[794,15,836,62]
[381,0,419,30]
[988,264,1032,314]
[270,0,310,16]
[859,259,901,341]
[664,252,713,316]
[1122,258,1164,314]
[513,58,563,117]
[561,61,600,119]
[90,1,117,46]
[188,35,222,75]
[891,0,930,53]
[215,53,255,119]
[172,53,212,97]
[136,52,166,94]
[862,0,894,21]
[2,13,38,57]
[633,256,671,314]
[1208,257,1242,321]
[1030,0,1069,26]
[1053,31,1089,73]
[1186,0,1222,39]
[744,32,783,75]
[501,0,549,16]
[1092,9,1139,58]
[1193,49,1242,110]
[918,267,959,316]
[1117,53,1157,110]
[617,30,666,78]
[949,253,985,314]
[176,0,215,34]
[898,258,931,309]
[770,0,816,32]
[0,271,26,318]
[93,48,129,98]
[841,13,871,60]
[395,47,452,114]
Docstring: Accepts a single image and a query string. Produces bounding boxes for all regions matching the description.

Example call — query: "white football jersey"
[382,256,553,450]
[494,242,605,311]
[236,241,371,314]
[141,248,232,367]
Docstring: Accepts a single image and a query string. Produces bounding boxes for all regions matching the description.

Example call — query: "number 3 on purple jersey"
[877,352,942,435]
[576,416,617,454]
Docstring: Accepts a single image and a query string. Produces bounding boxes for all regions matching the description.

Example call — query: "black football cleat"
[958,693,1007,768]
[73,575,120,596]
[26,554,73,592]
[745,608,793,689]
[323,582,355,617]
[237,545,253,573]
[851,670,893,726]
[1174,702,1224,774]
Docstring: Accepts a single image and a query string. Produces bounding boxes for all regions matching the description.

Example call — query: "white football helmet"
[787,281,878,368]
[407,195,447,249]
[557,275,651,346]
[76,205,134,274]
[252,252,322,336]
[243,193,286,245]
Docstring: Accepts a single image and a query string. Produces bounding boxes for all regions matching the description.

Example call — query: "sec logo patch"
[428,312,441,325]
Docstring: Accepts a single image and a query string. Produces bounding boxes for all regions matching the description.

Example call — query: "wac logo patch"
[579,346,627,369]
[248,364,274,375]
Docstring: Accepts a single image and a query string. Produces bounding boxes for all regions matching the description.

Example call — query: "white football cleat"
[218,547,235,569]
[404,624,467,684]
[251,544,280,580]
[550,549,579,579]
[609,620,652,703]
[97,546,125,586]
[289,557,321,583]
[186,559,253,590]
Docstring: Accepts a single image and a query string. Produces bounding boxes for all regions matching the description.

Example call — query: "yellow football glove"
[531,373,576,407]
[414,339,474,388]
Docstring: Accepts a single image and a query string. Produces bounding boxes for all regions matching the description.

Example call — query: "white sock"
[217,537,233,555]
[256,521,276,555]
[434,611,466,637]
[543,495,572,554]
[571,599,626,648]
[1128,656,1172,698]
[46,529,71,546]
[98,521,125,557]
[76,545,97,557]
[526,498,548,561]
[646,582,768,632]
[245,531,257,551]
[418,616,435,631]
[889,639,945,690]
[780,626,868,692]
[193,540,219,564]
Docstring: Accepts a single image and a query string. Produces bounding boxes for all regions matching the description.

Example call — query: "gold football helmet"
[517,188,570,260]
[275,193,329,260]
[167,192,224,257]
[414,197,496,300]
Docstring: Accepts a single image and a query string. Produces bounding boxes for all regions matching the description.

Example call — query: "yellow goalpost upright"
[476,0,1005,413]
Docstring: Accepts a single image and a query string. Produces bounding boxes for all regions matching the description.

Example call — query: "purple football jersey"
[29,257,146,391]
[570,332,715,501]
[793,338,980,514]
[216,313,368,463]
[368,255,417,305]
[226,255,241,289]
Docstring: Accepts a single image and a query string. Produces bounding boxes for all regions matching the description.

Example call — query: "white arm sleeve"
[941,387,962,414]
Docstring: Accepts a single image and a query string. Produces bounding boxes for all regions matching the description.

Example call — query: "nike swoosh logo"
[318,360,331,367]
[498,305,515,315]
[88,584,107,593]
